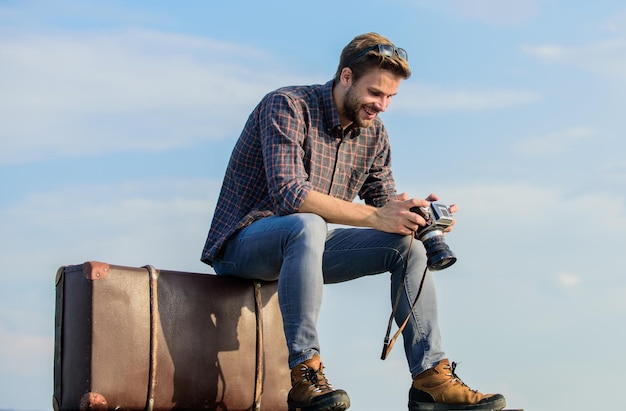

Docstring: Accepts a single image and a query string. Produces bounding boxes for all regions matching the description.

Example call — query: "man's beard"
[343,86,375,129]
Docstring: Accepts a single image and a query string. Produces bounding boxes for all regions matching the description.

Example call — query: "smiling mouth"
[363,106,377,118]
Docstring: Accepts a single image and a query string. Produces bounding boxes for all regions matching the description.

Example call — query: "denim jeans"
[212,213,445,377]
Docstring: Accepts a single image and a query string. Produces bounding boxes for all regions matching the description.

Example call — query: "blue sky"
[1,1,625,410]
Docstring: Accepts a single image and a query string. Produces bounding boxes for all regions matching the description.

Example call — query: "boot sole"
[287,401,349,411]
[409,394,506,410]
[287,391,351,411]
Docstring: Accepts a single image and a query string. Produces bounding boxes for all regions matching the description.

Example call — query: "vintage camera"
[410,203,457,270]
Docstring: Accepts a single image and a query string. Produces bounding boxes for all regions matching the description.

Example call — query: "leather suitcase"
[53,262,291,411]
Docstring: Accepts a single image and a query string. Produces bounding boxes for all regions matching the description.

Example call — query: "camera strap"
[380,234,429,360]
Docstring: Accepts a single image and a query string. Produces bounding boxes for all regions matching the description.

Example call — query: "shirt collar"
[322,80,361,139]
[322,80,341,134]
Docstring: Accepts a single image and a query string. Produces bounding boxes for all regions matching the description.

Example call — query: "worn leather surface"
[54,263,290,411]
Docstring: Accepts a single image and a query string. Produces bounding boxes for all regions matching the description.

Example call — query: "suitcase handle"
[253,281,264,411]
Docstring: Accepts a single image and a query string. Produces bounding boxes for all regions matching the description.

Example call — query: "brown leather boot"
[409,359,506,410]
[287,354,350,411]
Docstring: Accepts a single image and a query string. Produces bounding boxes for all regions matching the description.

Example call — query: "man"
[201,33,506,411]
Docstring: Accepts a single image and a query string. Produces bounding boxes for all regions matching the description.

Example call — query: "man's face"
[341,68,402,129]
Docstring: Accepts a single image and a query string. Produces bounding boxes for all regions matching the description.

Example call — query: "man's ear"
[339,67,353,87]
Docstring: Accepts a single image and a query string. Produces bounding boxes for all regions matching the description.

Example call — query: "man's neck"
[332,81,352,130]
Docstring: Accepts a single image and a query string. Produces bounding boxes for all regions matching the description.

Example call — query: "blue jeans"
[212,213,445,377]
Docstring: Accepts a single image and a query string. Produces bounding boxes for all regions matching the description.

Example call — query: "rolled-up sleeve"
[258,92,312,215]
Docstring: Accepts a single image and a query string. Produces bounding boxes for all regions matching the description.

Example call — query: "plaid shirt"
[201,80,397,265]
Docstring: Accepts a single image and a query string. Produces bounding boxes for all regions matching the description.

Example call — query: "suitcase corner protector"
[55,266,66,286]
[80,391,108,410]
[83,261,111,280]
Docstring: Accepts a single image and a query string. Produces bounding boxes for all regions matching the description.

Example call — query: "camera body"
[419,203,454,230]
[410,203,457,270]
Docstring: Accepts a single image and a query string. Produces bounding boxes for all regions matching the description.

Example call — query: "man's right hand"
[371,193,430,235]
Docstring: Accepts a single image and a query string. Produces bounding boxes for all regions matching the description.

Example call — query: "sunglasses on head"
[346,43,408,68]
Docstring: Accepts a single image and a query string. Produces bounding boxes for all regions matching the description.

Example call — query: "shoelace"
[445,362,478,393]
[301,366,334,393]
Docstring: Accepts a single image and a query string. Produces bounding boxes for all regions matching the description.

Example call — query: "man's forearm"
[298,189,433,237]
[298,190,378,228]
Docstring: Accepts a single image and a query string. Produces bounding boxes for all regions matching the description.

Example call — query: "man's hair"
[334,32,411,83]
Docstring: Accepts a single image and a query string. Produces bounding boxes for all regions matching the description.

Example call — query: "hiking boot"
[287,354,350,411]
[409,359,506,410]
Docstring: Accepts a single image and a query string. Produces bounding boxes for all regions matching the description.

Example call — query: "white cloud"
[557,271,581,288]
[523,39,626,81]
[0,324,52,376]
[0,177,221,275]
[413,0,541,26]
[513,127,596,156]
[607,160,626,169]
[2,30,271,112]
[417,180,626,276]
[457,181,623,225]
[396,82,541,113]
[605,11,626,35]
[0,29,304,165]
[451,0,541,26]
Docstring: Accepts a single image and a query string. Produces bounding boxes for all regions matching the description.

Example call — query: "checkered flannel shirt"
[201,80,397,265]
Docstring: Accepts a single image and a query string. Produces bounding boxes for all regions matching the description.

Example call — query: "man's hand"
[371,193,428,235]
[424,193,458,233]
[372,192,458,235]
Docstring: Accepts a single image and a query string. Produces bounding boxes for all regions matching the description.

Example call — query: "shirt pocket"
[345,169,369,200]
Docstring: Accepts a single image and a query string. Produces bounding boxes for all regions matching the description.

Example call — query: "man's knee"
[288,213,328,240]
[392,235,427,274]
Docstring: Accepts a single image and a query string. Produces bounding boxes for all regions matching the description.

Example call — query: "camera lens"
[418,229,457,270]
